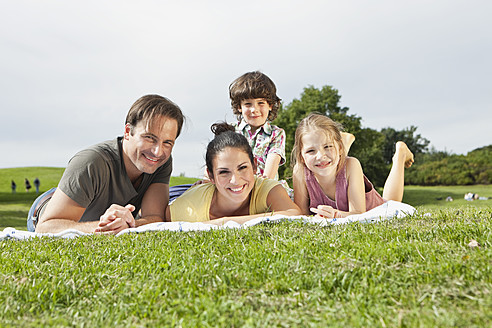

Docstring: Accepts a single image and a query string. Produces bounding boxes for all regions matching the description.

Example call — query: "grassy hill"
[1,167,199,194]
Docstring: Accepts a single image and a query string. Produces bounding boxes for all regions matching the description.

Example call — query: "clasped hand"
[95,204,136,234]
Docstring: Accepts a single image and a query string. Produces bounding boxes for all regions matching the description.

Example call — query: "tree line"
[273,85,491,186]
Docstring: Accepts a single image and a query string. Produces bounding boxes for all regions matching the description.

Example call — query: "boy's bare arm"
[262,153,281,179]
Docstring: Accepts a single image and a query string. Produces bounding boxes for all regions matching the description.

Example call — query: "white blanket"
[1,201,415,241]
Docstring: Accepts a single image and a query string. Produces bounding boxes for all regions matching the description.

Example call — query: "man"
[34,177,40,193]
[31,94,184,235]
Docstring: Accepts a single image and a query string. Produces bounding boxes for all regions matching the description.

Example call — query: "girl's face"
[209,147,255,207]
[239,98,272,132]
[300,130,341,177]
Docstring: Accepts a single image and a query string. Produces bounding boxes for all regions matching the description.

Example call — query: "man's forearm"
[135,215,165,227]
[35,219,100,234]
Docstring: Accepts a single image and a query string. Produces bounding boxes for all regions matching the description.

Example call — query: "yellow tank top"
[169,176,279,222]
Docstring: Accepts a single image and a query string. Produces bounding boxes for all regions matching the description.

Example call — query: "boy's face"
[239,98,271,132]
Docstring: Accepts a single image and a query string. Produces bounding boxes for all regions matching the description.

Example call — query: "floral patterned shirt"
[233,120,286,178]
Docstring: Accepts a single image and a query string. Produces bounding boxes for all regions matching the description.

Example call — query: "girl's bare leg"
[341,132,355,155]
[382,141,414,201]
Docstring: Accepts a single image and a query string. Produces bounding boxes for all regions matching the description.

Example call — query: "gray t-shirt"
[58,137,172,221]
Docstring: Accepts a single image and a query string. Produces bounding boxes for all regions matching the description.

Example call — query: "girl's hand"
[310,205,339,219]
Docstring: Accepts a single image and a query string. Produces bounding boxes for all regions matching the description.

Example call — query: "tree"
[274,85,387,185]
[380,126,430,164]
[404,145,492,185]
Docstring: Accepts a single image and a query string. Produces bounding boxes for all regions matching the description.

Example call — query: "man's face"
[123,115,178,181]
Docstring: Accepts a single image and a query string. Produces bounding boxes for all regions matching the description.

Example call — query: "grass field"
[0,168,491,327]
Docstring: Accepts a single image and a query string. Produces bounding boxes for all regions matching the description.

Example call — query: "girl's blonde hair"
[291,113,346,174]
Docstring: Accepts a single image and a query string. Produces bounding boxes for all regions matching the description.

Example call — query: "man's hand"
[310,205,339,219]
[95,204,136,234]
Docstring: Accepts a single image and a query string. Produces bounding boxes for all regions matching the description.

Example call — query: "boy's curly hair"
[229,71,282,121]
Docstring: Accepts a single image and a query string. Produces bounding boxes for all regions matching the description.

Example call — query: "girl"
[166,123,301,224]
[292,113,414,218]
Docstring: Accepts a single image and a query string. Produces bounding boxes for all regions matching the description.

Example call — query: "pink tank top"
[305,164,384,213]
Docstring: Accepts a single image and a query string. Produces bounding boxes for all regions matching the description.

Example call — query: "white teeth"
[144,154,158,162]
[230,186,244,192]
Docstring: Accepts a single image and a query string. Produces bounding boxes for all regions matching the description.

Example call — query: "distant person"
[29,94,185,234]
[25,178,31,192]
[464,192,487,201]
[11,180,16,194]
[292,113,414,218]
[164,122,300,224]
[34,177,40,193]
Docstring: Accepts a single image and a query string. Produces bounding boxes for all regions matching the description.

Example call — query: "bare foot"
[341,132,355,155]
[395,141,414,168]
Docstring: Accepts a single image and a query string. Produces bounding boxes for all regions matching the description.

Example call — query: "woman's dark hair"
[205,122,254,178]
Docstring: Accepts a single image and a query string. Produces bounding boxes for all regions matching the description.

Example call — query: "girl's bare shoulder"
[345,156,363,176]
[345,156,361,166]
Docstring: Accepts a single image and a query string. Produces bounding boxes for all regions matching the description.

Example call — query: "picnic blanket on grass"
[1,201,415,241]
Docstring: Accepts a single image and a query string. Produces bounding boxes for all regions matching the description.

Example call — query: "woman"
[166,122,301,224]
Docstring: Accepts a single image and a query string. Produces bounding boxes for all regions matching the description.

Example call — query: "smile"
[143,154,160,162]
[229,185,245,193]
[316,161,332,168]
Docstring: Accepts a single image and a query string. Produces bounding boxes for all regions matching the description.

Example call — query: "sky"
[1,0,491,178]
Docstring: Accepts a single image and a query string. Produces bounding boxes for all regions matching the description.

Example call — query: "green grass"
[1,209,490,327]
[403,185,492,209]
[0,168,491,326]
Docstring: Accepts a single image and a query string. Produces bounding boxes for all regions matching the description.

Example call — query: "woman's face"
[209,147,255,207]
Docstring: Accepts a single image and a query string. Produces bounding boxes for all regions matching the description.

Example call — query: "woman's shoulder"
[254,176,280,189]
[174,182,215,202]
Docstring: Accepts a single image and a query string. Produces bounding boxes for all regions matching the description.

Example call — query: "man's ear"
[124,123,132,140]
